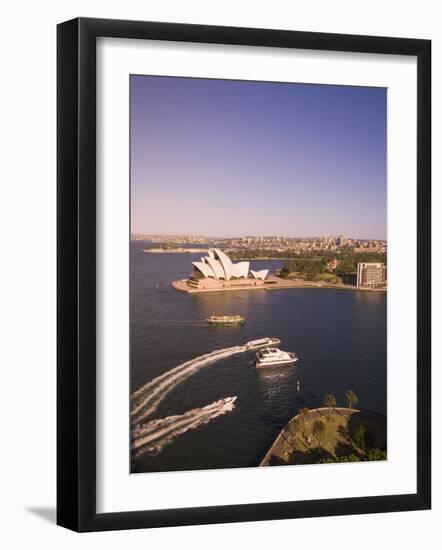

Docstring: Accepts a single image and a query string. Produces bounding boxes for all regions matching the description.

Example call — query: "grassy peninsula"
[260,395,386,466]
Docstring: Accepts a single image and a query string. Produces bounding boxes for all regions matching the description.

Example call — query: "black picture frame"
[57,17,431,532]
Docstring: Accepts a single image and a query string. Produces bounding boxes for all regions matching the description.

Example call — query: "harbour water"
[130,241,387,473]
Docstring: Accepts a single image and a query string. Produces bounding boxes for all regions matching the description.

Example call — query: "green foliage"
[366,448,387,461]
[324,394,337,420]
[335,260,356,276]
[345,390,358,411]
[229,249,301,260]
[337,454,361,462]
[335,252,387,276]
[313,273,339,283]
[279,250,387,278]
[285,258,326,276]
[324,394,337,408]
[319,449,386,464]
[353,424,368,450]
[312,419,326,450]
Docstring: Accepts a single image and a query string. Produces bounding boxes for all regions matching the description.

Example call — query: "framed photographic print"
[57,18,431,532]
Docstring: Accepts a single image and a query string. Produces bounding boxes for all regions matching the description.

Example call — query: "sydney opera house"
[185,249,269,290]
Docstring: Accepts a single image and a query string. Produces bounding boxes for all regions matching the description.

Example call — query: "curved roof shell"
[250,269,269,280]
[205,256,225,279]
[213,249,234,280]
[192,261,215,278]
[232,261,250,278]
[192,249,268,281]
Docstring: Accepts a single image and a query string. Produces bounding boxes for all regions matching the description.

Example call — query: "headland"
[260,407,386,466]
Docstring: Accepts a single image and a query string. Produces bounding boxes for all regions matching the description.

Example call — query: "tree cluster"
[335,252,387,276]
[278,251,387,278]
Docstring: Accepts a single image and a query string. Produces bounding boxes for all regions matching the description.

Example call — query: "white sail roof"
[192,249,267,281]
[250,269,269,280]
[192,261,215,278]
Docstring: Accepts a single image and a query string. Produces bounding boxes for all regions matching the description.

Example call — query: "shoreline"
[171,277,387,294]
[144,248,209,254]
[145,251,307,260]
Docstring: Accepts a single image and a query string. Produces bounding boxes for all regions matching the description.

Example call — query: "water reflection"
[256,365,299,400]
[193,287,270,317]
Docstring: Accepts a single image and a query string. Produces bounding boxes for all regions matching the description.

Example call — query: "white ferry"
[206,314,245,326]
[255,347,298,368]
[245,337,281,350]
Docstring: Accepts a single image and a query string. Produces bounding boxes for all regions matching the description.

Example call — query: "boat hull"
[246,338,281,350]
[255,358,298,368]
[207,320,245,326]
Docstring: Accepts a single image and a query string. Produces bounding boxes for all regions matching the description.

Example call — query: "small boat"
[206,314,245,326]
[245,337,281,350]
[255,347,298,368]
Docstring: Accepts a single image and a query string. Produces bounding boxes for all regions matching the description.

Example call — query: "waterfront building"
[190,249,269,290]
[356,262,387,288]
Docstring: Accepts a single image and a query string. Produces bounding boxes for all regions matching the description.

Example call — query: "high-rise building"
[356,262,387,288]
[336,234,348,247]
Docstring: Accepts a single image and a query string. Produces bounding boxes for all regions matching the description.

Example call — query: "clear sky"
[131,75,386,239]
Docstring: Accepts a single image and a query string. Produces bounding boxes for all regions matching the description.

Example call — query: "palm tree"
[345,390,358,414]
[324,394,337,420]
[298,407,310,436]
[312,419,326,454]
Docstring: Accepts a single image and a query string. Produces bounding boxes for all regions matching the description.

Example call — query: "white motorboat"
[245,337,281,350]
[255,347,298,368]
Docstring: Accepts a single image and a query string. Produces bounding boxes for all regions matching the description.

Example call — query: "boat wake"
[132,397,237,458]
[131,345,245,425]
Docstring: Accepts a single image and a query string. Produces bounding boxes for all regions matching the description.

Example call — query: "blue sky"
[131,75,386,239]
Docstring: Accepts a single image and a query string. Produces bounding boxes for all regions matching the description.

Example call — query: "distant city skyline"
[131,76,387,239]
[131,232,385,241]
